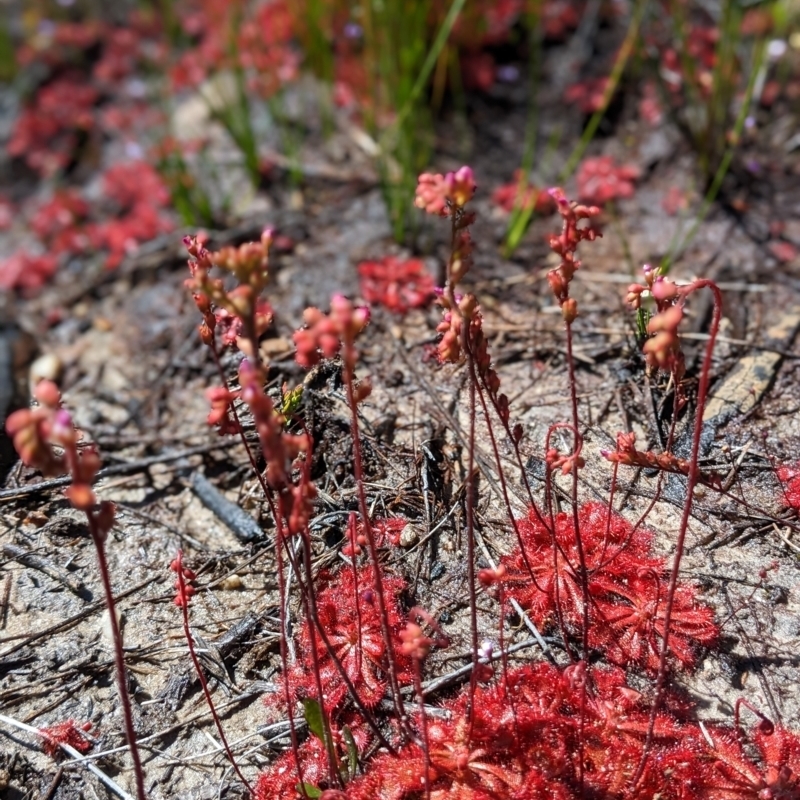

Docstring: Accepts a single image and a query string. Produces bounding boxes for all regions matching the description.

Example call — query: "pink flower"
[415,166,476,216]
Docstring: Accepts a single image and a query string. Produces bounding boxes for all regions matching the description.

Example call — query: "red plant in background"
[102,161,171,209]
[30,190,91,258]
[659,25,720,97]
[662,185,690,215]
[39,720,93,757]
[90,162,173,267]
[238,0,300,97]
[8,75,99,176]
[169,0,298,97]
[461,50,497,91]
[358,256,436,314]
[576,156,640,205]
[776,463,800,511]
[15,20,104,68]
[639,81,664,126]
[542,0,581,41]
[92,27,145,86]
[0,251,58,293]
[0,163,175,293]
[0,196,13,230]
[565,77,612,114]
[492,172,556,215]
[768,240,798,264]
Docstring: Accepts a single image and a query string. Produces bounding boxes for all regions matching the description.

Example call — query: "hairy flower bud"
[561,297,578,323]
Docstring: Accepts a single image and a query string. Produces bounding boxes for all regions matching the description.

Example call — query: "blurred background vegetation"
[0,0,797,292]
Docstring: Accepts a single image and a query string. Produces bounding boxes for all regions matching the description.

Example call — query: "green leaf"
[342,725,359,780]
[296,783,322,798]
[281,384,304,419]
[302,698,326,743]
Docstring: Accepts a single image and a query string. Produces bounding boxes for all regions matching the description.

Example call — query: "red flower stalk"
[546,187,602,319]
[185,229,274,359]
[171,551,253,792]
[5,382,145,800]
[238,358,309,494]
[624,266,714,394]
[293,295,370,371]
[602,431,722,488]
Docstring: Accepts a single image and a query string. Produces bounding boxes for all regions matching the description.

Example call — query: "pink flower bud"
[66,483,97,511]
[51,409,76,447]
[448,165,476,207]
[561,297,578,323]
[458,293,478,318]
[548,270,567,298]
[34,380,61,409]
[651,278,679,302]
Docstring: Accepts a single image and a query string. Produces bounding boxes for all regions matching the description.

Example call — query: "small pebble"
[399,523,419,548]
[29,352,63,391]
[220,575,244,591]
[24,511,49,527]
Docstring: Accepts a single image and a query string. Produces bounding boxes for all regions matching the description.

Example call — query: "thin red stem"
[343,353,408,732]
[632,280,723,789]
[174,552,253,794]
[463,344,481,734]
[88,518,147,800]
